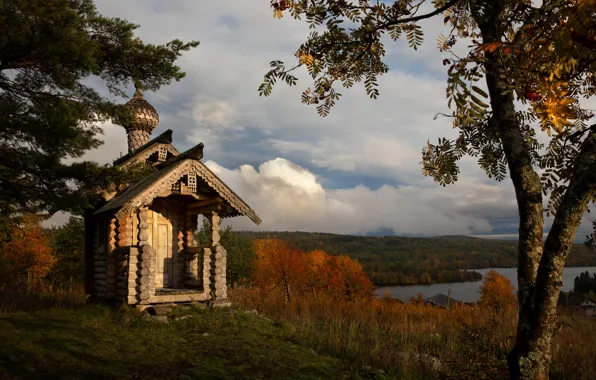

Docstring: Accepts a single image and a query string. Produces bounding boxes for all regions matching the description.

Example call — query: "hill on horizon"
[235,231,595,286]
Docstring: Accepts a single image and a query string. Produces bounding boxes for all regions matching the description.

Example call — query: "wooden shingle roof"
[95,143,261,225]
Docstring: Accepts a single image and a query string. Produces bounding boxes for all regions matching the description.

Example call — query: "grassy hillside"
[0,305,364,380]
[237,232,595,285]
[2,288,596,380]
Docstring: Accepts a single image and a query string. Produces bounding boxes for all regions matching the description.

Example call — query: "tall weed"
[231,287,596,379]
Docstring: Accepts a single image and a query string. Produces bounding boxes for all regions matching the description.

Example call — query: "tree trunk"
[473,2,596,378]
[283,278,291,305]
[518,129,596,379]
[473,2,544,378]
[507,129,596,379]
[281,268,291,304]
[481,36,546,380]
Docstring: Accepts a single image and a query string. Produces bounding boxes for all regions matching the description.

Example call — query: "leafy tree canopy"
[572,270,596,295]
[252,237,374,303]
[0,214,55,289]
[479,269,517,312]
[0,0,199,218]
[49,216,85,287]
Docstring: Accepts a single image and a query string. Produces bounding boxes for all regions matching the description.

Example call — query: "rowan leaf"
[471,94,490,108]
[472,86,489,98]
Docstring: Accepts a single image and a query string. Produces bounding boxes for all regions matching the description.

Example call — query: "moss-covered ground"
[0,305,368,380]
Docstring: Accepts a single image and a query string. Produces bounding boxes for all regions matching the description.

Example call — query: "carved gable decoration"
[129,143,178,168]
[94,145,262,226]
[114,129,180,168]
[189,161,261,224]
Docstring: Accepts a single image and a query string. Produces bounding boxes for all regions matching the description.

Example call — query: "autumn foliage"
[479,270,517,312]
[252,238,374,302]
[0,216,56,290]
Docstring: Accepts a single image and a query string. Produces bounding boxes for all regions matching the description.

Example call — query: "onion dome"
[121,86,160,153]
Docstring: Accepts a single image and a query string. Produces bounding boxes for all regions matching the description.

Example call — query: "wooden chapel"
[83,87,261,306]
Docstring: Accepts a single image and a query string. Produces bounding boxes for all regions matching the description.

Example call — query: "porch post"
[136,207,155,303]
[209,211,229,306]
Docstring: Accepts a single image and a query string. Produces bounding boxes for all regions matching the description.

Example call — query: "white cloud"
[189,96,243,149]
[192,97,238,128]
[205,158,506,236]
[202,157,595,241]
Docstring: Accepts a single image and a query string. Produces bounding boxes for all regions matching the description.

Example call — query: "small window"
[158,147,168,162]
[188,173,197,193]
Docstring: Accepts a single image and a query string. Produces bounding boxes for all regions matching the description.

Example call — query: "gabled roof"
[95,143,261,225]
[155,142,204,169]
[581,298,596,307]
[559,295,594,307]
[113,129,178,166]
[425,293,461,308]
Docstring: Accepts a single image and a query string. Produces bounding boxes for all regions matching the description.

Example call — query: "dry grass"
[0,283,87,314]
[2,285,594,379]
[231,288,596,379]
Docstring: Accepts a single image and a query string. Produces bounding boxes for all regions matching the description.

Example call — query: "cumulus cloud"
[203,157,595,240]
[205,158,510,236]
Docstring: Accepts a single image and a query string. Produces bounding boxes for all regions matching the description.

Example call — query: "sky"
[47,0,595,241]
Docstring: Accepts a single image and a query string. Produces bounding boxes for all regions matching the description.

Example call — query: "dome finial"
[133,83,143,99]
[119,83,160,153]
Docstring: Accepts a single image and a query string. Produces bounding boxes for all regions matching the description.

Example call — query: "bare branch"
[375,0,461,31]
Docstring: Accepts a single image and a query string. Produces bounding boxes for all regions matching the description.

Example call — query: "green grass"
[0,305,369,380]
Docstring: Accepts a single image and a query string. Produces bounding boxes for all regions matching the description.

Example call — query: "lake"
[375,267,596,303]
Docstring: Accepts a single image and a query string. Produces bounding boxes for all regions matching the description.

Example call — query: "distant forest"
[236,232,596,286]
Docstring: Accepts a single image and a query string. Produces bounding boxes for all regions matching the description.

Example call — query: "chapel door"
[152,205,175,288]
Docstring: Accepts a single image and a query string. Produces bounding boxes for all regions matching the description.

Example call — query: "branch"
[275,62,302,76]
[317,38,372,50]
[563,124,596,145]
[375,0,461,31]
[0,47,34,72]
[538,126,596,287]
[433,112,455,120]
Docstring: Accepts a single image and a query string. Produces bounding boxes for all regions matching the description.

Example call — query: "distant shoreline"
[375,277,483,288]
[374,265,596,288]
[236,231,596,287]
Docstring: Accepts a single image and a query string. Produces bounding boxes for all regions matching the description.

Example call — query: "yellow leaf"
[559,98,575,106]
[556,90,569,98]
[488,43,500,53]
[561,118,574,126]
[299,53,314,66]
